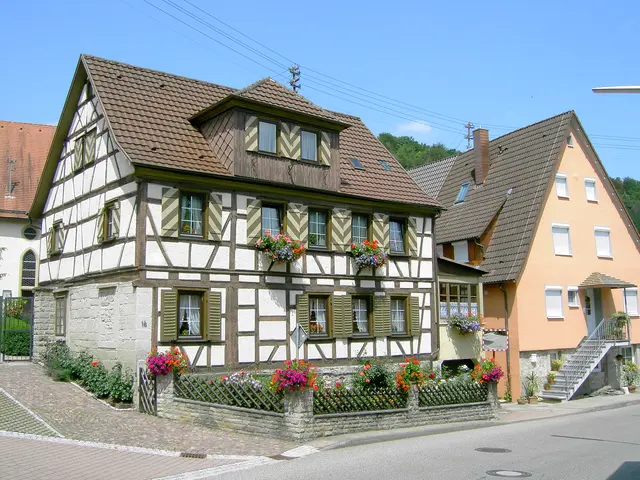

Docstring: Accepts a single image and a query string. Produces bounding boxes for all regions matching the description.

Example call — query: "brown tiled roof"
[0,121,55,219]
[83,55,438,208]
[580,272,636,289]
[409,155,457,199]
[412,111,573,283]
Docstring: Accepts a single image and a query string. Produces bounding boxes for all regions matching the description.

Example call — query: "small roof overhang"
[437,256,489,277]
[579,272,636,289]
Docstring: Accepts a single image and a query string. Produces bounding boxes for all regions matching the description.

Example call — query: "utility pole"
[289,64,301,93]
[464,122,474,150]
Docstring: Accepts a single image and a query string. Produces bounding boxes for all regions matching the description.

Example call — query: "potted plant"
[523,371,539,404]
[517,396,528,405]
[448,313,483,335]
[547,371,556,385]
[348,240,388,272]
[471,358,505,384]
[255,231,306,264]
[551,359,563,372]
[543,384,550,391]
[609,312,630,340]
[622,360,639,392]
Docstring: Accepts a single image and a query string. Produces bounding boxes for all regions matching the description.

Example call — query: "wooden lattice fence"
[418,381,488,407]
[313,388,408,414]
[174,375,284,413]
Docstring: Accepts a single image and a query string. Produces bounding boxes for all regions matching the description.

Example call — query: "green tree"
[378,133,459,169]
[611,177,640,233]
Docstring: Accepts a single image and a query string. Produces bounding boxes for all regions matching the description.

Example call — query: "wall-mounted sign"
[482,329,508,351]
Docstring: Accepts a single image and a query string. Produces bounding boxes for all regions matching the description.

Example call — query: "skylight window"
[455,183,470,203]
[351,158,365,170]
[378,160,392,171]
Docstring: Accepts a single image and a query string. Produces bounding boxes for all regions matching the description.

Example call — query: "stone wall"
[156,377,498,440]
[33,289,56,360]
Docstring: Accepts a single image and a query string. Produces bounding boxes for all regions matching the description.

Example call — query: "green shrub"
[351,360,394,392]
[83,362,111,398]
[108,362,134,403]
[1,332,31,356]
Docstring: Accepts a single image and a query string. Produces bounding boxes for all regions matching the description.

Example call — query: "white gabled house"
[31,55,441,372]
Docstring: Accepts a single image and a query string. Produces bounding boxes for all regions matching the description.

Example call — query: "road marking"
[0,388,63,437]
[153,457,281,479]
[280,444,319,458]
[550,434,640,446]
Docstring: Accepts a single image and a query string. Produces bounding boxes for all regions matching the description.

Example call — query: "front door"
[585,288,597,334]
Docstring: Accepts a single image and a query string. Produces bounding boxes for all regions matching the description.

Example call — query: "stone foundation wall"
[156,377,499,440]
[33,289,56,360]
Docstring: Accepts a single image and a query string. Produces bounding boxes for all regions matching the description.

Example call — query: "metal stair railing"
[562,317,630,398]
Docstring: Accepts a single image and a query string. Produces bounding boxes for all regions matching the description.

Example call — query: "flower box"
[448,313,482,335]
[348,240,388,272]
[255,232,306,264]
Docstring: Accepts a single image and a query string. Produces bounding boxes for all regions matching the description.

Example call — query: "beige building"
[411,111,640,400]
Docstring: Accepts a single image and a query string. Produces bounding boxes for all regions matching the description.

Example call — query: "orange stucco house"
[410,111,640,401]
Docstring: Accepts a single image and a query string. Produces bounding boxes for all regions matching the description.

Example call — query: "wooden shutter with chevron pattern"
[410,296,420,336]
[246,199,262,244]
[207,291,222,341]
[85,129,97,165]
[245,115,259,151]
[287,203,308,244]
[96,208,105,243]
[207,193,223,242]
[372,213,389,250]
[160,290,178,342]
[55,224,65,253]
[161,188,180,238]
[407,217,418,256]
[332,295,353,338]
[373,295,391,337]
[280,122,301,159]
[296,294,310,334]
[74,136,84,171]
[47,227,54,256]
[331,208,351,252]
[319,132,331,165]
[112,203,120,238]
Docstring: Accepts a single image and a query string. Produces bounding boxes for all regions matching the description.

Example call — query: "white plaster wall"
[0,219,41,296]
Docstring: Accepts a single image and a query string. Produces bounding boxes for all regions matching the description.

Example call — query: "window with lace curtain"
[178,292,203,337]
[352,296,371,335]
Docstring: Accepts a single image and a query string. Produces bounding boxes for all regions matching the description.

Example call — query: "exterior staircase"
[541,317,630,402]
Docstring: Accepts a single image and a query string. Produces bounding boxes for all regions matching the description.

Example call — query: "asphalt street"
[220,404,640,480]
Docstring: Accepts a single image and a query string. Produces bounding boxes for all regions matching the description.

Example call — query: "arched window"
[21,250,36,288]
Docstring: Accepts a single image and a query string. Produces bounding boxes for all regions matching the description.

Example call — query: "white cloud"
[394,121,433,135]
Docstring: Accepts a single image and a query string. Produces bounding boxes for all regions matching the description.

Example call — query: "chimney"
[473,128,489,185]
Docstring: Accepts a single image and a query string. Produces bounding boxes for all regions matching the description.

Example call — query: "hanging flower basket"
[348,240,388,271]
[255,232,306,264]
[448,313,482,335]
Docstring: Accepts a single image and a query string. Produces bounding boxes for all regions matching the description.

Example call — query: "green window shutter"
[112,203,120,237]
[161,188,180,238]
[74,136,84,171]
[296,294,310,334]
[208,193,223,242]
[246,199,262,244]
[331,208,351,252]
[373,295,391,337]
[160,290,178,343]
[410,296,420,336]
[332,295,352,339]
[319,132,331,166]
[85,129,97,165]
[96,208,105,243]
[286,203,308,244]
[280,122,301,159]
[407,218,418,256]
[245,115,259,151]
[372,213,389,250]
[207,291,222,341]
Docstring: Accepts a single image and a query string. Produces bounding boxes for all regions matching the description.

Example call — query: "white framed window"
[545,286,564,319]
[258,120,277,153]
[567,286,579,308]
[624,288,639,317]
[389,219,406,254]
[552,223,572,256]
[301,130,317,161]
[594,227,612,258]
[452,240,469,263]
[555,174,569,198]
[391,297,407,334]
[584,178,597,202]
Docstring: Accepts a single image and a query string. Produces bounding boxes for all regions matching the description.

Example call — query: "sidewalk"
[308,392,640,451]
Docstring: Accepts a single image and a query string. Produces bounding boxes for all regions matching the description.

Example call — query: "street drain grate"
[475,447,512,453]
[486,470,532,478]
[180,452,207,459]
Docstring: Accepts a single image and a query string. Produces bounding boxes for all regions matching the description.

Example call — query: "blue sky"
[2,0,640,178]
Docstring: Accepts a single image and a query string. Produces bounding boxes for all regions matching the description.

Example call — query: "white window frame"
[551,223,572,256]
[300,130,318,162]
[452,240,469,263]
[545,285,564,319]
[566,133,574,148]
[567,286,579,308]
[555,173,569,199]
[624,288,639,317]
[594,226,612,258]
[584,178,597,202]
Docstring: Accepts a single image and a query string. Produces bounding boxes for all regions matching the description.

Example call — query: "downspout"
[498,283,511,397]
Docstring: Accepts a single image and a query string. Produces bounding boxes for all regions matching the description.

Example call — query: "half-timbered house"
[31,55,441,372]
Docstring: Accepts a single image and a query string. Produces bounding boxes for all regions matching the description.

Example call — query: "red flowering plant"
[146,348,189,376]
[351,360,394,392]
[269,359,318,392]
[472,358,504,384]
[255,231,306,264]
[395,356,426,392]
[348,239,388,271]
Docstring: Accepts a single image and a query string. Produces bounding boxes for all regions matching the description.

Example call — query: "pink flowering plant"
[255,231,306,264]
[269,359,318,392]
[146,348,189,376]
[472,358,504,384]
[348,240,388,271]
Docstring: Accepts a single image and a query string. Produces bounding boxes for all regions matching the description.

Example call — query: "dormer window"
[301,130,317,161]
[455,183,470,203]
[566,134,574,148]
[258,120,277,153]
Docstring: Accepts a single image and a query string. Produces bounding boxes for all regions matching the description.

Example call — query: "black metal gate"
[138,367,157,415]
[0,297,34,361]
